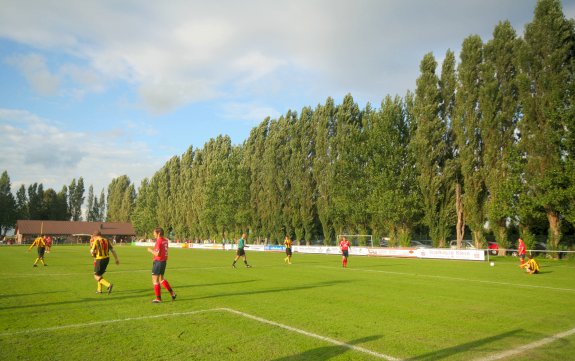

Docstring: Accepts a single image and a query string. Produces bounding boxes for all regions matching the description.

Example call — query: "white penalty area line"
[0,307,399,361]
[472,327,575,361]
[315,265,575,293]
[220,307,400,361]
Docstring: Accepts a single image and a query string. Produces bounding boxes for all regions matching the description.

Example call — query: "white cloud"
[0,108,162,195]
[6,53,60,96]
[59,63,107,98]
[0,0,549,112]
[221,102,281,123]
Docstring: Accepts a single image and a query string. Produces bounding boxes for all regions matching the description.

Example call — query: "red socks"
[154,283,161,299]
[161,279,173,293]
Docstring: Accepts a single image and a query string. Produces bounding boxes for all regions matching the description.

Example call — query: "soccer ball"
[490,262,495,267]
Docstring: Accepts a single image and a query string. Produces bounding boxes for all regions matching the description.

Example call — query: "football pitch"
[1,245,574,361]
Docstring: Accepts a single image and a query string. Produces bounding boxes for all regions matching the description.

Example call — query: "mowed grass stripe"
[312,265,575,292]
[0,307,398,360]
[1,246,574,361]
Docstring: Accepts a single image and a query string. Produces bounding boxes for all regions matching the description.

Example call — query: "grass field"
[1,245,574,361]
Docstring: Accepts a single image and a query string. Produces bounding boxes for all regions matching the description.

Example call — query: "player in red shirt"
[147,227,176,303]
[518,238,527,266]
[339,237,350,268]
[45,235,52,253]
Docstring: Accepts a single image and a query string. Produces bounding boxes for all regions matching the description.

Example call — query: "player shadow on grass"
[1,290,66,299]
[193,279,257,288]
[404,329,522,361]
[268,335,381,361]
[0,279,261,311]
[192,280,350,301]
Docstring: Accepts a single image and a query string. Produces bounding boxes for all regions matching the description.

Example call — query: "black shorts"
[94,258,110,276]
[152,260,167,276]
[37,247,46,257]
[342,250,349,258]
[285,247,292,256]
[237,248,245,256]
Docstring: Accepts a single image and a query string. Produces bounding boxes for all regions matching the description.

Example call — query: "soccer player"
[28,234,47,267]
[520,255,540,274]
[284,235,293,264]
[518,238,527,265]
[45,235,52,253]
[232,233,252,268]
[147,227,176,303]
[340,237,350,268]
[91,231,119,294]
[89,235,97,266]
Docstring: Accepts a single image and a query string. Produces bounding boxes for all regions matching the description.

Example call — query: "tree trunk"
[546,207,561,252]
[455,182,464,248]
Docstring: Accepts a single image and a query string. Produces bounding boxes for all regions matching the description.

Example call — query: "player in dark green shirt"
[232,233,252,268]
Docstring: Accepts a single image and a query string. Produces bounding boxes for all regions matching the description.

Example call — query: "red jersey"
[153,237,169,261]
[340,240,350,251]
[518,239,526,255]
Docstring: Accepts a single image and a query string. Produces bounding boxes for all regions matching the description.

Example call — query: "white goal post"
[337,234,373,246]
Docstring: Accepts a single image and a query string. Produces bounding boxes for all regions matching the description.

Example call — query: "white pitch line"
[0,307,399,360]
[314,265,575,292]
[220,307,400,361]
[472,327,575,361]
[0,308,218,337]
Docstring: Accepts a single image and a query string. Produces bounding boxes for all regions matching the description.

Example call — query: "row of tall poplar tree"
[2,1,574,251]
[0,170,133,235]
[122,0,575,251]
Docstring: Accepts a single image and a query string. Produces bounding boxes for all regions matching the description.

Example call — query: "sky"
[1,0,574,200]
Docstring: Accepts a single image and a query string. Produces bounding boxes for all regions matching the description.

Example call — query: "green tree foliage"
[365,96,421,246]
[86,186,106,222]
[107,175,134,222]
[330,94,368,239]
[68,178,85,221]
[86,185,95,221]
[289,107,318,244]
[200,135,244,241]
[312,98,337,244]
[244,119,270,241]
[480,21,521,250]
[453,35,488,248]
[131,178,157,238]
[15,185,28,221]
[54,186,69,220]
[27,183,44,220]
[412,53,455,247]
[0,171,16,235]
[517,0,575,249]
[97,188,106,221]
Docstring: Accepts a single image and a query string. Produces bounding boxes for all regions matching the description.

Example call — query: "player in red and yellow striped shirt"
[28,235,47,267]
[90,231,119,294]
